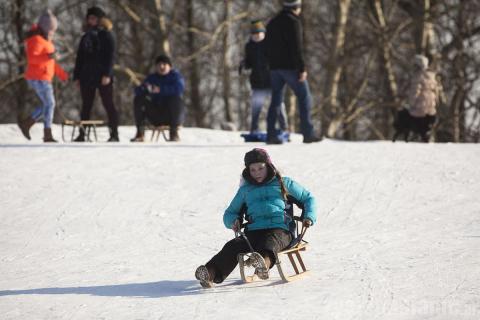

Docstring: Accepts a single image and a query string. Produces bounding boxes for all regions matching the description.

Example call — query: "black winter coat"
[266,10,306,73]
[73,26,115,87]
[244,40,271,89]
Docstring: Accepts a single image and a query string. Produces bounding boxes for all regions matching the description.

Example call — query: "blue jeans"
[267,70,314,138]
[27,80,55,128]
[251,89,288,133]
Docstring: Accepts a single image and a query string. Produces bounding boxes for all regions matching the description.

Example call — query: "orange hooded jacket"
[24,25,68,82]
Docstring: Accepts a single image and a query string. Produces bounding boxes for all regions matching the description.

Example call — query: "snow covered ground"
[0,124,479,320]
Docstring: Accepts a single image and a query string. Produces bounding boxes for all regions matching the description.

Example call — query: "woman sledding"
[195,148,317,288]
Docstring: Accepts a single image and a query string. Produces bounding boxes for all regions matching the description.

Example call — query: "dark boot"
[107,127,119,142]
[303,134,322,143]
[43,128,58,143]
[130,128,145,142]
[195,265,214,288]
[17,116,35,140]
[169,126,180,142]
[73,128,86,142]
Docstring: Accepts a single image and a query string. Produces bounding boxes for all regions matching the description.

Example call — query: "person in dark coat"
[130,55,185,142]
[73,6,119,142]
[241,20,288,134]
[195,148,317,288]
[265,0,321,144]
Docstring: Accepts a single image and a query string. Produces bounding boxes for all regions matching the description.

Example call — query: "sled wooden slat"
[62,120,105,142]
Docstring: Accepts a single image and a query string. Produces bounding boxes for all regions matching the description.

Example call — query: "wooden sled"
[149,125,182,142]
[238,242,309,283]
[61,120,105,142]
[238,216,310,283]
[149,125,170,142]
[275,242,309,282]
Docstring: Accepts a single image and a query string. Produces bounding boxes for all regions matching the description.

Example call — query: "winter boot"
[169,126,180,142]
[249,252,270,280]
[43,128,58,143]
[195,265,214,288]
[17,116,35,140]
[130,128,145,142]
[303,134,322,143]
[107,127,119,142]
[73,128,86,142]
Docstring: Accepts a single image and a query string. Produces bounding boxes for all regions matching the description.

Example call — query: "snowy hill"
[0,124,479,320]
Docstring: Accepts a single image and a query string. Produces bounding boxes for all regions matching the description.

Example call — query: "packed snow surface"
[0,124,479,320]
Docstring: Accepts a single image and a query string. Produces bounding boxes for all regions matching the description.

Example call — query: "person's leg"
[28,80,47,123]
[267,70,286,142]
[203,237,251,284]
[19,80,47,140]
[98,82,119,141]
[250,89,268,133]
[148,96,184,141]
[165,96,184,141]
[283,71,315,139]
[250,229,292,268]
[38,82,56,142]
[131,94,150,140]
[74,84,96,141]
[39,82,55,129]
[278,102,289,132]
[420,115,436,142]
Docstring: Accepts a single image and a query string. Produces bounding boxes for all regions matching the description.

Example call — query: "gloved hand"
[303,218,313,228]
[232,219,241,232]
[238,60,245,75]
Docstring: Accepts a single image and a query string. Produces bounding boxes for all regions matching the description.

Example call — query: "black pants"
[393,109,436,142]
[205,228,292,284]
[133,94,184,132]
[80,83,119,131]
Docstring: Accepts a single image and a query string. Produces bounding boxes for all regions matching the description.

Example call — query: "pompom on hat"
[414,54,429,70]
[37,10,58,34]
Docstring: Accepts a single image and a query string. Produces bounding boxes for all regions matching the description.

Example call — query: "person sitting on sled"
[195,148,317,288]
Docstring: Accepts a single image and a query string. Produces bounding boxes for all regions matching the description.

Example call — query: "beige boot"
[43,128,58,143]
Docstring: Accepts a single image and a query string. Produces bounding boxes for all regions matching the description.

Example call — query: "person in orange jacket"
[18,9,68,142]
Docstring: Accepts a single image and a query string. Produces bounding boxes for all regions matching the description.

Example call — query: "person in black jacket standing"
[73,6,119,142]
[241,20,288,134]
[265,0,321,144]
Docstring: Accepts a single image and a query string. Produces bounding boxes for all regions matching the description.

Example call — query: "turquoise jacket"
[223,176,317,231]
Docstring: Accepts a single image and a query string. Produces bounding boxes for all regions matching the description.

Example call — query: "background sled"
[241,131,290,143]
[61,120,105,142]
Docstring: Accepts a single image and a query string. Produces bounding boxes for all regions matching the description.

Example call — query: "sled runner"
[149,125,169,142]
[237,198,310,283]
[240,131,290,143]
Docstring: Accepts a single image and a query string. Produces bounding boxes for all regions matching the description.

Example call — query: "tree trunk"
[153,0,171,55]
[325,0,351,137]
[222,0,233,123]
[186,0,205,127]
[371,0,398,137]
[14,0,27,118]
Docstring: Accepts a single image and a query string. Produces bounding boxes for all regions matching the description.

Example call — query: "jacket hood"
[83,17,113,32]
[100,17,113,31]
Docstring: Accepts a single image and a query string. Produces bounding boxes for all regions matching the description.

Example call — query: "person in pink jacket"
[393,55,441,142]
[18,10,68,142]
